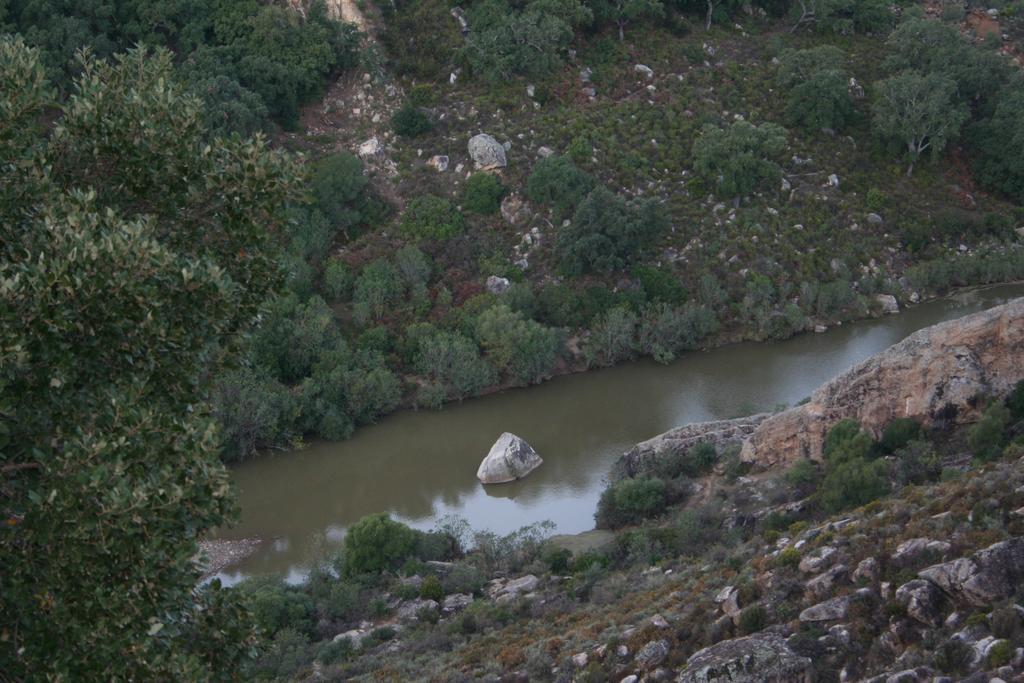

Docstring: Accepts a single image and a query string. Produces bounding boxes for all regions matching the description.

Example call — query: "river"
[213,285,1024,583]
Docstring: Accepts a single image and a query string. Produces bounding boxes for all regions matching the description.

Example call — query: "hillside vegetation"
[211,0,1024,460]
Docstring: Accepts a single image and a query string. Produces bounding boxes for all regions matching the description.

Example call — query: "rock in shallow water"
[477,432,543,484]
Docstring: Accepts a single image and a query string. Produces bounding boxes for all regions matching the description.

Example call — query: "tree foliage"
[0,40,302,678]
[556,186,668,275]
[872,71,968,176]
[342,514,419,576]
[692,121,788,200]
[6,0,362,129]
[777,47,852,131]
[462,0,591,80]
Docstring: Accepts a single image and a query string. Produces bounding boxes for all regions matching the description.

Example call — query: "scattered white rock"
[876,294,900,315]
[358,137,382,158]
[486,275,511,295]
[427,155,449,172]
[468,134,507,170]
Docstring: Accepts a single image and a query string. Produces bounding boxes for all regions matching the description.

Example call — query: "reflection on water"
[214,285,1024,581]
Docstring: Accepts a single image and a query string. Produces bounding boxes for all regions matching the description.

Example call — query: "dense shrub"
[401,195,466,241]
[213,368,297,461]
[463,173,505,214]
[638,303,718,363]
[461,1,589,81]
[596,477,670,529]
[585,306,640,368]
[475,305,563,385]
[311,152,367,233]
[972,85,1024,203]
[391,104,433,137]
[878,418,922,455]
[322,258,353,302]
[6,0,361,128]
[692,121,788,200]
[353,259,405,324]
[343,514,419,576]
[1008,380,1024,421]
[738,605,767,635]
[526,155,596,220]
[777,47,852,131]
[968,402,1010,462]
[557,187,668,275]
[818,420,890,512]
[415,331,496,401]
[241,579,316,636]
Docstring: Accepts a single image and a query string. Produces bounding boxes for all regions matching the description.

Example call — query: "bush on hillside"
[557,187,668,276]
[391,104,433,137]
[692,121,788,200]
[526,155,596,220]
[401,195,466,241]
[311,152,368,234]
[596,477,670,529]
[463,173,505,214]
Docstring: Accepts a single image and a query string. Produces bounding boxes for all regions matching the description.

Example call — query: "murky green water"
[214,285,1024,582]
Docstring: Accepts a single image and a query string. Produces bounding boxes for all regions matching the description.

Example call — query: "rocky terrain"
[616,297,1024,479]
[237,296,1024,682]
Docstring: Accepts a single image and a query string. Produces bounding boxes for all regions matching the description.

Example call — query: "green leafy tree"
[971,84,1024,203]
[884,18,1009,111]
[463,172,505,214]
[872,71,968,176]
[526,155,596,220]
[463,0,590,80]
[415,331,496,400]
[791,0,892,34]
[343,514,419,576]
[353,259,404,324]
[400,195,465,241]
[777,47,853,131]
[585,306,639,367]
[588,0,664,39]
[556,187,668,275]
[692,121,788,201]
[0,41,302,679]
[310,151,368,236]
[475,305,563,385]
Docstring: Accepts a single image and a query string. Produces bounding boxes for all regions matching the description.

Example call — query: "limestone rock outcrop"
[918,537,1024,607]
[614,415,769,479]
[676,632,814,683]
[740,298,1024,467]
[468,133,507,170]
[477,433,543,484]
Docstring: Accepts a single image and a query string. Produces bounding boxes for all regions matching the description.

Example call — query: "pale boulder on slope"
[477,433,543,484]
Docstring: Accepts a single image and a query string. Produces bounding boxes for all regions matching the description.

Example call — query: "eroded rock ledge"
[615,297,1024,476]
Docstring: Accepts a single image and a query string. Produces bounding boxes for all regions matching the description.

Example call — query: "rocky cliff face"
[613,415,770,479]
[615,298,1024,477]
[740,297,1024,468]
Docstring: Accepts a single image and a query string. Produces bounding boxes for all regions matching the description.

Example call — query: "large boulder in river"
[468,133,507,170]
[740,297,1024,467]
[477,433,542,484]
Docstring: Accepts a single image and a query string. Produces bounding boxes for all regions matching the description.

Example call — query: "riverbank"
[213,284,1024,579]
